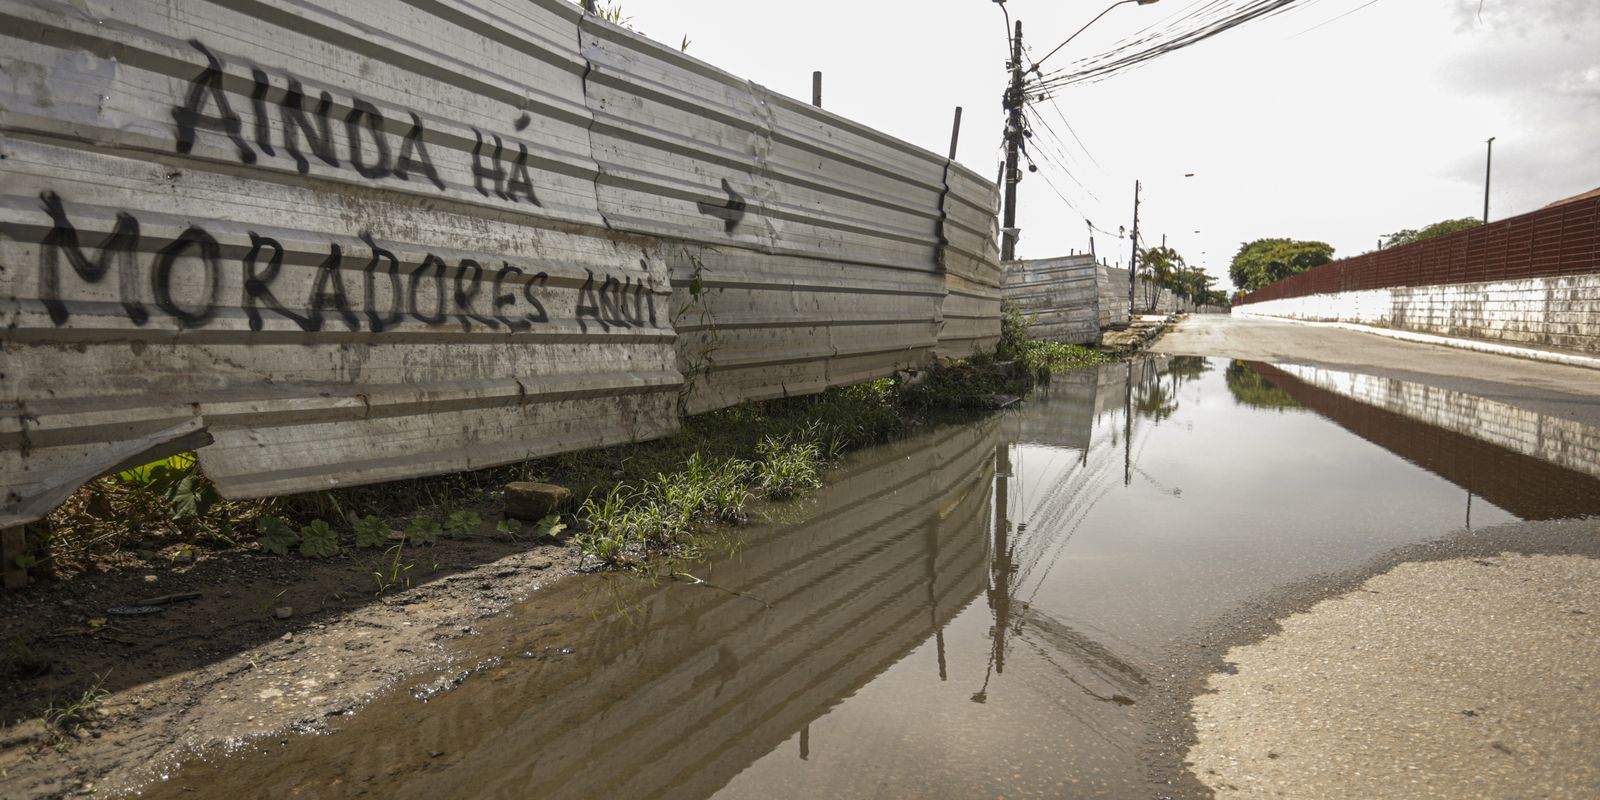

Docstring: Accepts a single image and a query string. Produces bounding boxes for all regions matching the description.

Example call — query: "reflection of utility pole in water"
[1124,361,1134,487]
[992,441,1012,676]
[976,439,1014,702]
[924,516,948,681]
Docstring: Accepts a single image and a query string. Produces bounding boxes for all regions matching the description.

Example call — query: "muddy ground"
[0,523,584,799]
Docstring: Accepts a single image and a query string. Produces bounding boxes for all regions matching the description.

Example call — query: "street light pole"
[1001,19,1024,262]
[1031,0,1163,74]
[1483,136,1495,224]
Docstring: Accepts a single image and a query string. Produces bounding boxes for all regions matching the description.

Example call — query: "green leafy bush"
[256,517,298,556]
[443,511,482,540]
[404,517,442,546]
[353,516,391,549]
[299,519,338,558]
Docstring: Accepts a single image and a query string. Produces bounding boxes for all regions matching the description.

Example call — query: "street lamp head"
[1034,0,1165,72]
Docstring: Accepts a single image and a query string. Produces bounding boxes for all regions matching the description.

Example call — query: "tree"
[1382,217,1481,249]
[1224,361,1301,411]
[1138,245,1185,310]
[1228,238,1335,292]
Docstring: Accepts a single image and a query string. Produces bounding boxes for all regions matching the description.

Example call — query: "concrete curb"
[1234,313,1600,371]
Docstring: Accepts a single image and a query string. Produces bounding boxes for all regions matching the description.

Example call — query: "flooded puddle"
[142,357,1600,799]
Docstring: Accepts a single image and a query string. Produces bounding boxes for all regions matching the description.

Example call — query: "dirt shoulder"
[0,532,582,799]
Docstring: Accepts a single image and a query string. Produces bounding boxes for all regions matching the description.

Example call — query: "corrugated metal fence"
[0,0,1001,526]
[1236,195,1600,304]
[1002,254,1102,345]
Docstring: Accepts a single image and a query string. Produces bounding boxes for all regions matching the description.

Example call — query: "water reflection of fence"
[1249,363,1600,520]
[159,418,999,799]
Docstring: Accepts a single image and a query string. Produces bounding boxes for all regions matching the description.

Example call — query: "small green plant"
[256,589,287,619]
[404,517,442,546]
[577,484,642,566]
[353,515,391,549]
[535,514,567,538]
[117,453,220,520]
[371,542,414,594]
[256,516,298,556]
[443,510,482,540]
[495,518,525,540]
[298,519,338,558]
[41,672,110,734]
[575,528,630,567]
[708,479,752,523]
[165,474,219,520]
[754,435,823,501]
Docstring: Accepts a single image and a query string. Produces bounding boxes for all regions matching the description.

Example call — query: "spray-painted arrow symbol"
[695,177,747,234]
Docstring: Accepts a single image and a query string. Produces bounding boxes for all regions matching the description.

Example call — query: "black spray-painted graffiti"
[36,193,655,334]
[695,177,747,234]
[171,41,538,205]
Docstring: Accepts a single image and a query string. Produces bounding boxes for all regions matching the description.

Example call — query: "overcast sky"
[618,0,1600,290]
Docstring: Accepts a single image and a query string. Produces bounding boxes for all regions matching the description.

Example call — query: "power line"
[1290,0,1385,38]
[1035,0,1316,89]
[1023,108,1099,200]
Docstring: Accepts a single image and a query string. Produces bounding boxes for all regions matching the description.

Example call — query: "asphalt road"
[1156,314,1600,428]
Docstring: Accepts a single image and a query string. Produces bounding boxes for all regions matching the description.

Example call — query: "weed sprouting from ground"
[572,428,830,568]
[41,673,109,735]
[754,434,822,501]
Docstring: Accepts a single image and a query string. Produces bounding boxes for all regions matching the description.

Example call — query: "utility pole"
[1127,179,1141,316]
[1000,20,1024,262]
[1483,136,1495,223]
[812,71,823,107]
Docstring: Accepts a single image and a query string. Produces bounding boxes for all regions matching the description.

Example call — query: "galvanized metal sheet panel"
[579,18,778,250]
[1003,254,1101,345]
[669,245,942,415]
[0,0,602,227]
[2,0,1004,523]
[0,0,677,523]
[937,162,1002,356]
[1,134,679,518]
[939,162,1003,285]
[763,94,946,270]
[576,16,988,411]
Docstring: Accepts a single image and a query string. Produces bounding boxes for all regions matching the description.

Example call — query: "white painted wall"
[1237,274,1600,354]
